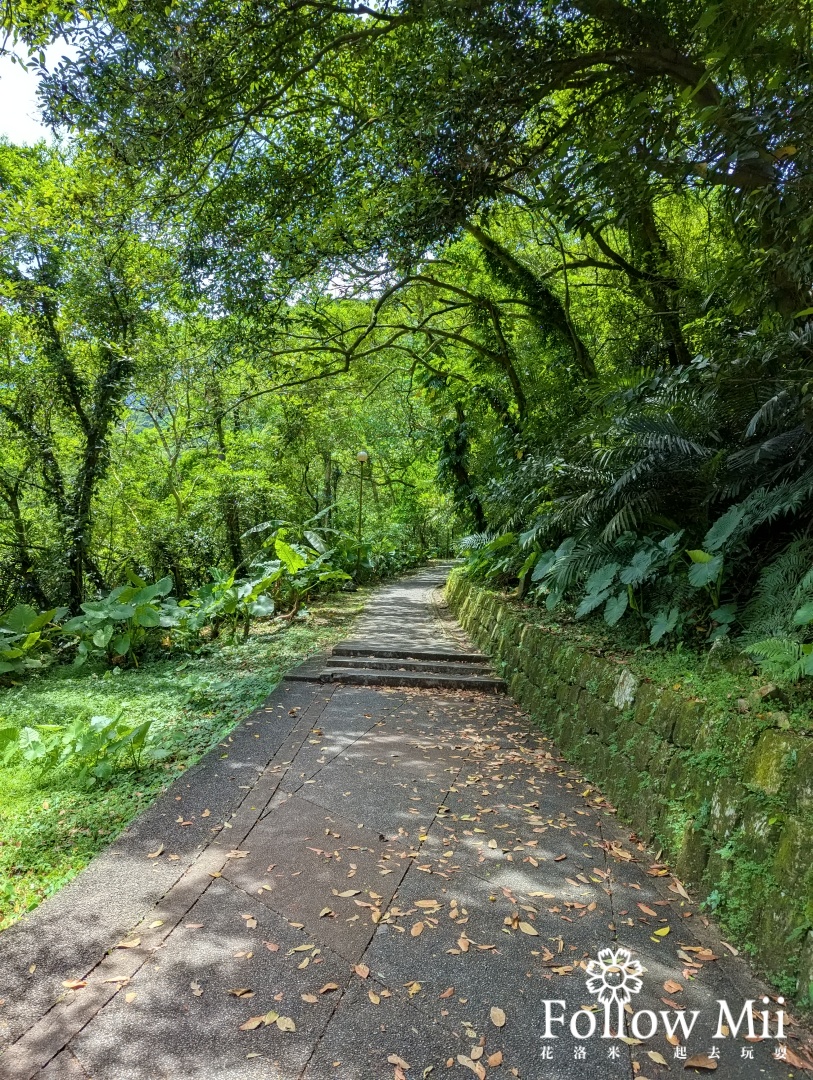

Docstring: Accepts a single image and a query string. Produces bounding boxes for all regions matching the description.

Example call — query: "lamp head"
[356,450,369,463]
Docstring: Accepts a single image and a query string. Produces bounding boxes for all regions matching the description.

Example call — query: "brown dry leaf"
[228,988,254,998]
[490,1006,507,1028]
[61,980,87,990]
[264,941,280,952]
[647,1051,668,1066]
[637,904,658,917]
[782,1046,813,1072]
[411,922,425,937]
[387,1055,410,1069]
[116,938,141,949]
[405,981,421,996]
[319,983,339,994]
[301,993,318,1003]
[518,921,539,936]
[487,1051,503,1067]
[334,890,361,898]
[684,1055,717,1070]
[665,1034,679,1047]
[368,990,381,1005]
[319,907,334,918]
[457,1054,486,1079]
[354,963,370,978]
[664,980,683,994]
[146,845,164,859]
[457,935,470,953]
[439,987,454,999]
[227,849,250,859]
[276,1016,296,1032]
[416,900,440,909]
[239,1016,265,1031]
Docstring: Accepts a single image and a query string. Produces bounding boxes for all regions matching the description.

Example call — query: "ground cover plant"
[0,588,368,929]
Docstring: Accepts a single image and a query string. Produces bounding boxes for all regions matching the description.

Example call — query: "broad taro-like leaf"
[688,554,723,588]
[650,607,679,644]
[604,591,629,626]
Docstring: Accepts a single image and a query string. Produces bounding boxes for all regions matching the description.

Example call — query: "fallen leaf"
[368,990,381,1004]
[319,907,334,918]
[239,1016,265,1031]
[652,926,670,937]
[684,1055,717,1070]
[185,923,204,929]
[147,845,164,859]
[61,980,87,990]
[387,1055,410,1069]
[487,1051,503,1067]
[457,1054,486,1078]
[228,988,254,998]
[116,938,141,949]
[319,983,339,994]
[276,1016,296,1032]
[637,904,658,917]
[439,987,454,999]
[190,981,203,997]
[490,1006,507,1028]
[335,889,361,898]
[264,941,280,952]
[647,1051,668,1066]
[227,849,250,859]
[411,922,425,937]
[301,993,318,1003]
[518,922,539,936]
[664,980,683,994]
[125,992,137,1003]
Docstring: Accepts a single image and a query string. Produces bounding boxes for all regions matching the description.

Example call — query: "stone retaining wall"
[447,572,813,998]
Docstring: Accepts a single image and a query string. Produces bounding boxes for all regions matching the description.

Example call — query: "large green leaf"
[687,554,723,588]
[604,591,628,626]
[275,538,307,574]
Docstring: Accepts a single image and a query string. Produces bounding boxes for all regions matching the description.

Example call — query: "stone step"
[314,667,506,692]
[326,656,494,676]
[332,643,490,663]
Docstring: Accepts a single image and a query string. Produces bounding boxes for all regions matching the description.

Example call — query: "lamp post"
[356,450,369,577]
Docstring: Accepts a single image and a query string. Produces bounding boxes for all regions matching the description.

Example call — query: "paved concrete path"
[0,567,805,1078]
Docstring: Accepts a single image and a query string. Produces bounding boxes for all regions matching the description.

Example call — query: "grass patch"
[0,590,368,930]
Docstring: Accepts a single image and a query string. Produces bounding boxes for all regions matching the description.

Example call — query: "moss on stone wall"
[447,572,813,1001]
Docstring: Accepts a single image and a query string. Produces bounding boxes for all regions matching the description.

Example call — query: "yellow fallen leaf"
[518,922,538,936]
[319,983,339,994]
[648,1051,668,1066]
[490,1006,507,1028]
[368,990,381,1004]
[653,926,670,937]
[276,1016,296,1032]
[319,907,334,918]
[116,938,141,949]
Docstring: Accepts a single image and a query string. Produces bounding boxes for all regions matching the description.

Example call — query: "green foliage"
[1,713,156,787]
[0,603,67,678]
[61,575,176,666]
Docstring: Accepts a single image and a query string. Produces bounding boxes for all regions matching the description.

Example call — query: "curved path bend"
[0,566,803,1079]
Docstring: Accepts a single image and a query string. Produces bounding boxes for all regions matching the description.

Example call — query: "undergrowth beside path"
[0,591,368,930]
